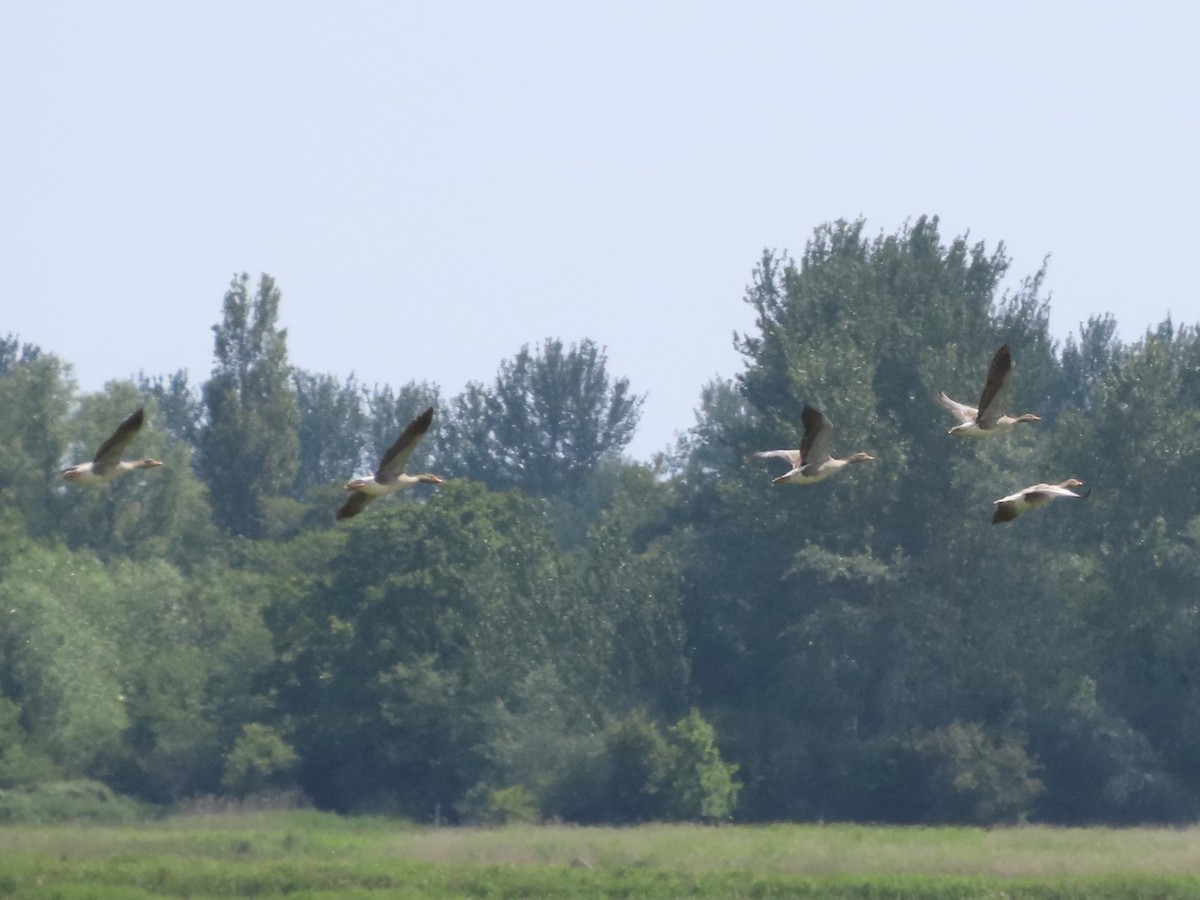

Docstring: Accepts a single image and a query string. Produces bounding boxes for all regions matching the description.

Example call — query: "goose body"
[336,406,444,520]
[992,478,1089,524]
[62,408,163,484]
[755,404,874,485]
[938,344,1041,437]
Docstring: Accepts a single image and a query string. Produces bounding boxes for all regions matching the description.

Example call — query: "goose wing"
[754,449,802,468]
[975,345,1012,429]
[1026,483,1089,502]
[335,491,375,521]
[936,391,977,424]
[799,404,833,467]
[375,406,435,483]
[993,487,1028,507]
[93,408,145,468]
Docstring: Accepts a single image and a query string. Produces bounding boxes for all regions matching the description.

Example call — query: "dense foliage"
[2,215,1199,826]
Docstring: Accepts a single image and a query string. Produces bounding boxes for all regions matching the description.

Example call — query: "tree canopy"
[1,215,1199,826]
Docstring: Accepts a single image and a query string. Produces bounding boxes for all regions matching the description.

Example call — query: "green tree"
[365,381,443,478]
[220,723,298,796]
[1029,677,1190,824]
[0,545,128,776]
[549,709,671,824]
[0,697,60,788]
[562,465,689,713]
[198,273,300,537]
[0,543,273,803]
[1057,314,1119,412]
[139,369,203,449]
[444,339,643,499]
[0,342,73,538]
[663,709,741,821]
[547,708,739,824]
[292,371,368,500]
[906,722,1043,825]
[267,481,565,815]
[1049,322,1200,807]
[678,217,1069,821]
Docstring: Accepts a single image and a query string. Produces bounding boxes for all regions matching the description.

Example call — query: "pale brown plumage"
[992,478,1089,524]
[62,408,163,484]
[754,404,875,485]
[336,406,444,520]
[937,344,1041,437]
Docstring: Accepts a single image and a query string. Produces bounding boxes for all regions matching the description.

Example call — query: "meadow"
[1,811,1200,898]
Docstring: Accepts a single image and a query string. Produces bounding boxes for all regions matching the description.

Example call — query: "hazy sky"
[4,2,1197,459]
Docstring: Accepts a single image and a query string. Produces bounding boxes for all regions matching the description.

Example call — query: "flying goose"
[336,405,444,520]
[62,408,163,484]
[937,344,1041,437]
[755,404,875,485]
[991,478,1089,524]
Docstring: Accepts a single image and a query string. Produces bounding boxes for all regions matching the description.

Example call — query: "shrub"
[908,722,1043,825]
[1029,677,1194,824]
[663,709,741,821]
[220,724,298,796]
[547,708,740,824]
[0,779,147,824]
[458,784,542,825]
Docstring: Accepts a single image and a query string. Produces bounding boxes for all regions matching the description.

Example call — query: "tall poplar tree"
[198,273,299,537]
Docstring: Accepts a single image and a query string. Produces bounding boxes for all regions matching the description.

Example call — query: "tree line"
[2,215,1199,826]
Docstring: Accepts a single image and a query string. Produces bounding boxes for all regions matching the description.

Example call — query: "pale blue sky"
[4,2,1197,459]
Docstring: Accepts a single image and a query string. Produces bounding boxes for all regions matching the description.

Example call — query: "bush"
[0,779,148,824]
[663,709,741,821]
[458,784,541,825]
[0,697,60,789]
[1030,677,1194,824]
[907,722,1043,825]
[547,708,740,824]
[220,724,298,796]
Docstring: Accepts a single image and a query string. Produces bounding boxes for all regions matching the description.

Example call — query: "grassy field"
[1,811,1200,897]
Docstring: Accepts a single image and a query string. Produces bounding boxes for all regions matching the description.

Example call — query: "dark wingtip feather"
[335,492,371,520]
[991,504,1019,524]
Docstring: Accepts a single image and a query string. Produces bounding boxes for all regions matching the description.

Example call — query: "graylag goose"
[992,478,1089,524]
[937,344,1041,437]
[62,408,163,484]
[755,404,875,485]
[336,405,444,520]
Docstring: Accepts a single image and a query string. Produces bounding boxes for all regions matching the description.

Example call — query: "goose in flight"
[62,408,163,484]
[755,404,875,485]
[336,405,445,520]
[992,478,1089,524]
[937,344,1041,437]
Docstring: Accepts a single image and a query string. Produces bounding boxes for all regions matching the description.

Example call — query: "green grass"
[1,812,1199,897]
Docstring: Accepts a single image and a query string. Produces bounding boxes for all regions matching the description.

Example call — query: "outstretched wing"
[935,391,977,424]
[93,408,145,467]
[754,449,802,468]
[335,491,375,521]
[799,404,832,467]
[376,406,435,483]
[1032,483,1090,501]
[975,345,1012,429]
